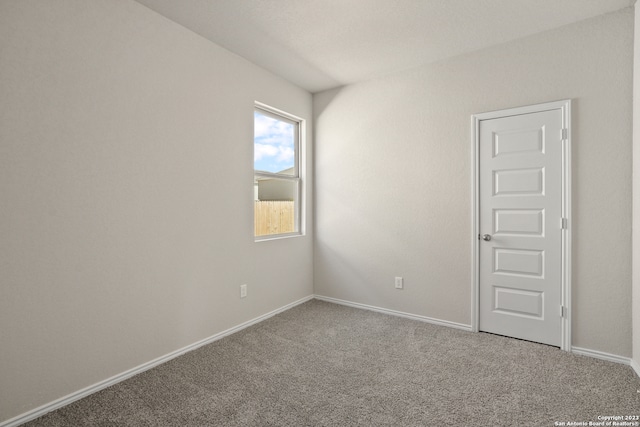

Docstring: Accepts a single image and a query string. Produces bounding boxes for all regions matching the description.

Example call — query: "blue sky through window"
[254,111,295,174]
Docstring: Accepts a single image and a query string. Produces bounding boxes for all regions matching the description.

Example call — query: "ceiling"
[134,0,634,93]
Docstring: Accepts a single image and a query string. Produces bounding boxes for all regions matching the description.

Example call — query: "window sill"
[255,232,304,242]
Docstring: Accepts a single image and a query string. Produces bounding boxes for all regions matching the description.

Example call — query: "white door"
[478,108,564,347]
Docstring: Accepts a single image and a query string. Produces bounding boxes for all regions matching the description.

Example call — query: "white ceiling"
[134,0,634,93]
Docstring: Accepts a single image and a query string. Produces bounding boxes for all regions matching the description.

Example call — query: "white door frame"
[471,100,572,351]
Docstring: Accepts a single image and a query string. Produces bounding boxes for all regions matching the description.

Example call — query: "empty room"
[2,0,640,425]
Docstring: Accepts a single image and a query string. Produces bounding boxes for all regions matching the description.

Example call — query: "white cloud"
[254,113,294,144]
[254,143,279,162]
[277,146,294,163]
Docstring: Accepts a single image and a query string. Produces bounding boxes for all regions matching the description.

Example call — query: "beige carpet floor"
[24,300,640,426]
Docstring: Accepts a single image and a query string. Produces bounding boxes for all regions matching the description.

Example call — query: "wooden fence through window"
[255,201,295,236]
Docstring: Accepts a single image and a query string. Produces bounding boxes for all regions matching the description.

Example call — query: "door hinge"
[561,128,568,140]
[561,218,568,229]
[560,305,567,318]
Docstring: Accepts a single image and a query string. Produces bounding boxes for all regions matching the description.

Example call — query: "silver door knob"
[482,234,492,241]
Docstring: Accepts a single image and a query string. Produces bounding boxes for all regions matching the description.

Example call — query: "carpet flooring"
[24,300,640,426]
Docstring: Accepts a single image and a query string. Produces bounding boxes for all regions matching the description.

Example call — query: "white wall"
[633,3,640,375]
[0,0,312,422]
[314,9,633,356]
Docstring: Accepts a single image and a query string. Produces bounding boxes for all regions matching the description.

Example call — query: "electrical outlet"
[240,284,247,298]
[395,277,403,289]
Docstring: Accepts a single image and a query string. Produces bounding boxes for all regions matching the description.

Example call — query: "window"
[254,103,303,239]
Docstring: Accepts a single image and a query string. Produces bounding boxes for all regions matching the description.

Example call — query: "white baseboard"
[0,295,314,427]
[630,358,640,378]
[4,294,635,427]
[313,296,638,373]
[314,295,472,331]
[571,346,631,366]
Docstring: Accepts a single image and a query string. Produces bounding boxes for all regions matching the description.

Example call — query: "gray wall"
[314,8,633,357]
[633,4,640,374]
[0,0,313,422]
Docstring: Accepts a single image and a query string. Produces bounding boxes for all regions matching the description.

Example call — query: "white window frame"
[254,102,304,241]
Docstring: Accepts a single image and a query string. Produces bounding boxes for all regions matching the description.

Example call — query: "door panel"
[493,209,544,236]
[493,167,545,196]
[493,248,544,277]
[479,109,562,347]
[493,286,543,318]
[493,127,544,157]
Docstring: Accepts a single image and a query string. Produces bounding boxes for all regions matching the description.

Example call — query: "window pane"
[254,110,296,175]
[254,178,298,237]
